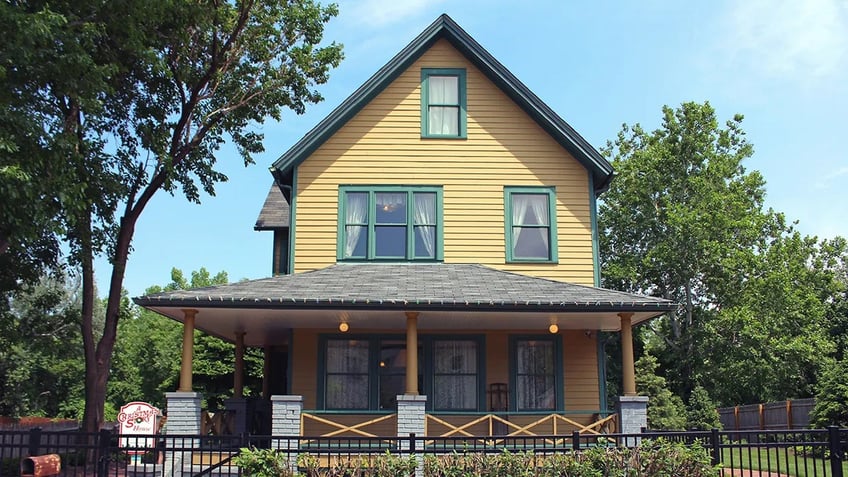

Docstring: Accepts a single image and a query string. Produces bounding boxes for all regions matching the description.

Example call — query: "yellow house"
[135,14,673,440]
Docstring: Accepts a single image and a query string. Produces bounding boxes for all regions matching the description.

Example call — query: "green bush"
[423,440,718,477]
[234,440,718,477]
[811,358,848,427]
[686,385,722,430]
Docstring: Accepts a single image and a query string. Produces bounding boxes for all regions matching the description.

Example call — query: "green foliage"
[810,358,848,427]
[600,101,847,407]
[635,354,686,430]
[421,440,717,477]
[233,447,296,477]
[686,385,721,430]
[109,267,263,411]
[235,449,417,477]
[0,274,86,417]
[1,0,342,431]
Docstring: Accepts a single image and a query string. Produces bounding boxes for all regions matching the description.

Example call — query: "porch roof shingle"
[133,263,675,314]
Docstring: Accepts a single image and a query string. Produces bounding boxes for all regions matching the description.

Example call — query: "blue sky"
[104,0,848,298]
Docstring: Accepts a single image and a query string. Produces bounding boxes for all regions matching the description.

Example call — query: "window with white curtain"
[421,69,466,138]
[320,336,482,411]
[514,338,558,411]
[433,340,478,411]
[504,187,558,262]
[338,186,442,261]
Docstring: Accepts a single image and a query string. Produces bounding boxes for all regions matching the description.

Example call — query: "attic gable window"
[421,68,467,138]
[338,185,443,261]
[504,186,558,263]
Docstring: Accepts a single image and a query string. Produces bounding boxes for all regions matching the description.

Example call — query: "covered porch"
[133,263,674,439]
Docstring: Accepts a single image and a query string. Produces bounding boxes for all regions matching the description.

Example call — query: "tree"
[0,274,86,417]
[810,358,848,428]
[685,385,721,430]
[600,101,773,399]
[2,1,342,432]
[109,268,263,411]
[635,354,686,430]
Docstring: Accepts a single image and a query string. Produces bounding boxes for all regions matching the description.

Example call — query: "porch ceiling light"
[339,321,350,333]
[548,323,559,334]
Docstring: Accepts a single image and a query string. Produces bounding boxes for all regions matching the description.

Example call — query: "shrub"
[686,385,722,430]
[811,358,848,427]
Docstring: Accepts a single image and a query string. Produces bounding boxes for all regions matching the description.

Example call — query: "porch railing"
[425,411,617,439]
[301,411,397,438]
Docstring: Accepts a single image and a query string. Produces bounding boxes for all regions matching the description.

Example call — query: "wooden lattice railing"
[426,412,617,439]
[301,412,397,438]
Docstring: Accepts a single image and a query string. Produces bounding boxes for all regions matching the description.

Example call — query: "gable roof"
[254,183,290,230]
[271,14,613,194]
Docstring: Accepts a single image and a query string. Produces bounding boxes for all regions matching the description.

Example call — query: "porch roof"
[133,264,675,345]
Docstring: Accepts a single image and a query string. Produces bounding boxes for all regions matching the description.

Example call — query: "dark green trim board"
[508,335,565,412]
[337,185,444,262]
[421,68,467,138]
[270,14,613,193]
[287,168,298,275]
[504,186,558,263]
[596,332,607,413]
[589,174,600,287]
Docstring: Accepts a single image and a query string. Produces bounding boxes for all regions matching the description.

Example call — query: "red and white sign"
[118,401,160,451]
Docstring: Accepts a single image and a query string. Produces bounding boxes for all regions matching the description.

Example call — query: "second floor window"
[504,186,558,262]
[421,68,467,138]
[338,186,443,261]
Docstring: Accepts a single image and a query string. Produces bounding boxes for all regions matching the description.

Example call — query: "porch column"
[178,309,197,392]
[234,332,245,398]
[405,311,419,395]
[619,312,636,396]
[225,331,248,435]
[262,346,271,399]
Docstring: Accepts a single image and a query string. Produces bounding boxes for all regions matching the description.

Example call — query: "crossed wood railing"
[301,412,397,438]
[425,412,617,445]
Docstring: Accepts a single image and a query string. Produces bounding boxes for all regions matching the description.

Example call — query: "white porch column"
[178,309,197,392]
[405,312,419,395]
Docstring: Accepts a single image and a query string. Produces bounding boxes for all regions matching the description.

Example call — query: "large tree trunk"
[81,215,136,433]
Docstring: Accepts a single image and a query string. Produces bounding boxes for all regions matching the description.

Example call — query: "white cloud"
[815,166,848,189]
[718,0,848,83]
[340,0,448,28]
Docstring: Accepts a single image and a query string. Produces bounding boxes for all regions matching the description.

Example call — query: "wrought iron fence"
[1,426,845,477]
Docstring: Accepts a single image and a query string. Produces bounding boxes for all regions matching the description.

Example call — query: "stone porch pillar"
[397,394,426,477]
[271,395,303,472]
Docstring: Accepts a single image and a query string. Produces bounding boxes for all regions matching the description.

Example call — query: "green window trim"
[337,185,444,262]
[503,186,559,263]
[509,335,564,412]
[421,68,467,139]
[317,334,486,412]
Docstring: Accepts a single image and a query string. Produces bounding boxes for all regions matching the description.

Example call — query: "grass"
[720,446,848,477]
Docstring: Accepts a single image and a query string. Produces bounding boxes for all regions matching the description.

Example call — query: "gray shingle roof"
[133,263,675,313]
[254,184,290,230]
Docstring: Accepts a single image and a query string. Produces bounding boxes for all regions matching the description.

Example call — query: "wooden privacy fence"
[718,398,815,430]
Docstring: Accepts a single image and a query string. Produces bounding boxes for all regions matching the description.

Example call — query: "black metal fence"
[1,427,846,477]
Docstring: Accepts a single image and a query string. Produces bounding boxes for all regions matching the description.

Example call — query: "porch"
[135,264,674,440]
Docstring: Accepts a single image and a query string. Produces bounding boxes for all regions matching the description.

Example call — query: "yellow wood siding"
[294,39,594,284]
